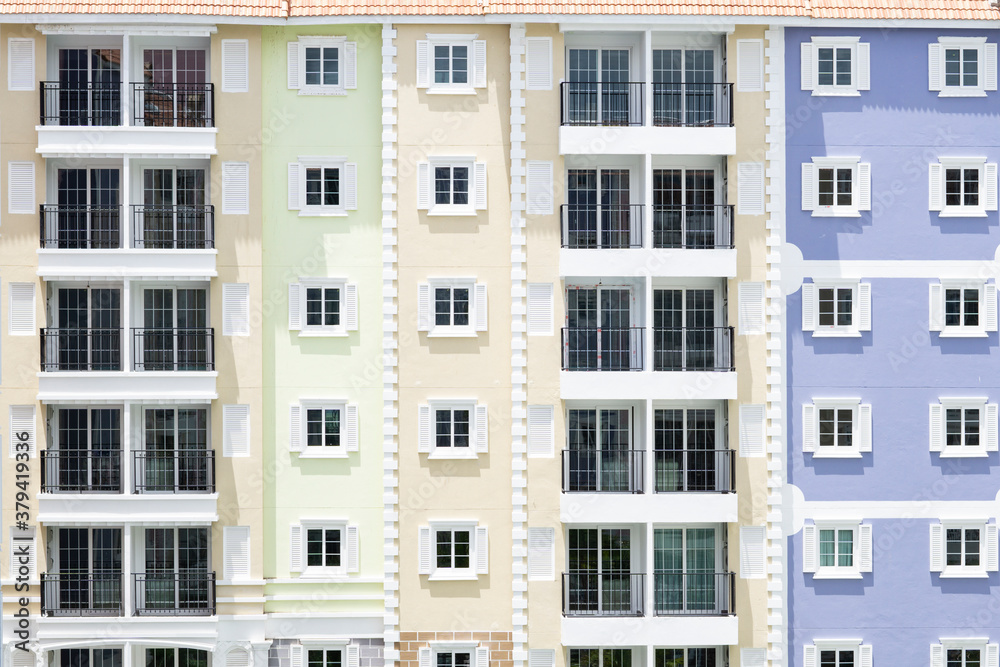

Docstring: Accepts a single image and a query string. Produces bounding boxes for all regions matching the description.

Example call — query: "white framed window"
[417,279,487,336]
[801,37,870,96]
[930,522,998,578]
[931,640,999,667]
[930,282,997,336]
[419,645,490,667]
[930,399,998,457]
[803,399,872,458]
[288,158,358,216]
[287,37,357,95]
[802,158,871,217]
[417,158,487,215]
[305,647,344,667]
[802,282,871,337]
[804,642,872,667]
[289,400,359,457]
[418,401,488,458]
[418,521,488,580]
[803,522,871,579]
[929,159,998,217]
[288,279,359,336]
[289,520,359,576]
[929,37,997,97]
[416,35,487,93]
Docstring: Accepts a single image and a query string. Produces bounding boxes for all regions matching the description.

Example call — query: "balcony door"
[57,48,121,126]
[141,527,209,612]
[653,526,720,613]
[567,48,632,125]
[141,168,208,249]
[653,168,718,249]
[566,169,634,249]
[58,648,123,667]
[52,408,121,493]
[565,287,635,371]
[653,288,717,370]
[566,408,635,492]
[652,48,717,126]
[52,168,120,249]
[139,288,209,371]
[54,527,121,613]
[139,407,209,493]
[53,288,121,371]
[567,527,637,615]
[141,49,208,127]
[654,408,720,492]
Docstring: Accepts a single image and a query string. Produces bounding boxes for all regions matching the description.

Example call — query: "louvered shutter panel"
[418,405,432,453]
[289,405,303,452]
[417,162,431,209]
[857,404,872,453]
[859,645,873,667]
[416,41,431,88]
[802,283,817,331]
[290,524,303,572]
[803,403,817,453]
[858,282,872,331]
[475,647,490,667]
[986,522,999,571]
[419,649,432,667]
[345,283,359,331]
[344,163,358,210]
[8,161,35,214]
[986,163,998,211]
[346,404,359,452]
[737,162,765,215]
[803,524,817,572]
[222,162,250,215]
[473,40,487,88]
[738,282,765,335]
[739,404,765,458]
[346,646,360,667]
[418,526,432,574]
[525,37,552,91]
[857,163,872,211]
[223,405,250,457]
[10,534,35,580]
[288,283,302,330]
[227,650,250,667]
[527,283,553,336]
[986,43,998,91]
[221,40,249,93]
[801,163,817,211]
[986,283,998,331]
[8,39,34,91]
[345,42,358,90]
[929,283,944,331]
[929,163,944,211]
[930,645,944,667]
[10,406,35,458]
[739,526,766,579]
[417,284,432,331]
[527,651,555,667]
[800,42,815,90]
[737,39,764,92]
[288,163,302,210]
[930,523,944,571]
[527,527,555,581]
[347,524,360,573]
[475,162,488,210]
[987,403,999,452]
[525,161,554,215]
[527,405,555,458]
[475,283,488,331]
[475,404,489,453]
[9,283,35,335]
[859,523,873,572]
[988,644,999,667]
[475,526,489,574]
[803,645,817,667]
[857,42,871,91]
[287,42,301,89]
[929,404,944,452]
[929,43,943,91]
[223,526,251,579]
[223,283,250,336]
[740,650,766,667]
[291,647,303,667]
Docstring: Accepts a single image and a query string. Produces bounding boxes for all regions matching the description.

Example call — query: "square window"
[434,166,470,206]
[935,38,989,97]
[819,649,856,667]
[435,287,471,327]
[818,528,854,569]
[297,280,350,335]
[937,283,986,334]
[818,287,854,330]
[945,168,980,209]
[306,287,341,328]
[436,529,472,570]
[809,158,863,216]
[307,650,342,667]
[807,38,863,96]
[306,527,341,567]
[297,38,347,94]
[306,407,341,448]
[946,527,981,568]
[435,408,471,448]
[819,408,854,448]
[299,160,348,215]
[946,648,983,667]
[428,39,474,91]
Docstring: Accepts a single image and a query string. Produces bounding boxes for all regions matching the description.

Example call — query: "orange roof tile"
[809,0,999,20]
[290,0,483,16]
[487,0,806,16]
[0,0,287,17]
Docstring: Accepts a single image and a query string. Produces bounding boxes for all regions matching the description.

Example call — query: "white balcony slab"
[37,126,217,158]
[38,249,217,280]
[560,248,736,279]
[561,615,738,646]
[38,372,218,402]
[38,493,218,524]
[559,126,736,156]
[560,371,737,400]
[31,616,222,641]
[560,491,738,525]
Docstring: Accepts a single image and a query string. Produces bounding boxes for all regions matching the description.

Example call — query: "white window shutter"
[859,523,873,572]
[525,37,552,91]
[802,283,817,332]
[930,644,944,667]
[858,404,873,453]
[287,42,301,89]
[527,405,555,458]
[803,646,817,667]
[475,283,488,332]
[528,651,555,667]
[222,283,250,336]
[929,283,944,331]
[857,163,872,211]
[288,163,302,210]
[739,404,766,458]
[802,403,817,453]
[857,42,871,91]
[225,649,249,667]
[288,283,302,331]
[527,283,554,336]
[737,162,765,215]
[475,404,489,453]
[8,39,34,91]
[475,526,489,574]
[803,523,817,572]
[929,43,943,91]
[475,647,490,667]
[222,162,250,215]
[347,647,360,667]
[345,283,359,331]
[800,42,815,91]
[223,526,251,580]
[9,161,35,214]
[346,404,359,452]
[738,282,765,335]
[419,649,432,667]
[475,162,488,210]
[418,405,432,453]
[988,644,1000,667]
[857,282,872,331]
[290,524,303,572]
[527,527,555,581]
[416,41,431,88]
[859,645,873,667]
[417,162,431,209]
[986,282,998,332]
[418,526,432,574]
[986,42,998,91]
[222,405,251,457]
[987,403,999,452]
[347,524,360,573]
[10,406,36,458]
[290,404,303,452]
[9,283,36,335]
[929,403,944,452]
[736,39,764,93]
[473,40,487,88]
[344,162,358,211]
[929,163,944,211]
[345,42,358,90]
[987,523,999,572]
[740,650,766,667]
[930,523,944,571]
[525,161,554,215]
[289,647,303,667]
[417,284,432,331]
[739,525,766,579]
[986,163,999,211]
[801,163,816,211]
[221,39,249,93]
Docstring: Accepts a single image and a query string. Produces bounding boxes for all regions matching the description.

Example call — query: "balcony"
[40,328,122,372]
[650,84,733,128]
[652,205,734,250]
[131,205,215,249]
[132,450,216,493]
[131,328,215,372]
[652,327,734,372]
[132,571,215,616]
[561,327,645,372]
[654,449,734,494]
[40,82,122,127]
[562,573,645,617]
[40,205,122,249]
[41,572,123,617]
[652,572,734,616]
[560,205,644,249]
[562,449,644,493]
[41,450,122,493]
[131,83,215,129]
[560,82,646,126]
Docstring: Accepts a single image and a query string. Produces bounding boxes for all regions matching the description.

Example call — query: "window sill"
[812,570,863,580]
[425,87,478,96]
[938,209,988,218]
[299,88,348,96]
[427,329,478,338]
[939,570,990,579]
[297,330,350,338]
[811,89,861,97]
[811,209,862,218]
[937,330,989,338]
[297,450,349,459]
[811,330,862,338]
[938,89,988,98]
[299,210,349,218]
[428,571,479,581]
[811,449,863,459]
[938,449,990,458]
[427,449,479,460]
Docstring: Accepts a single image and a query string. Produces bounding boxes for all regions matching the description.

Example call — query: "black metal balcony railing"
[40,205,122,249]
[40,81,122,126]
[41,572,123,617]
[41,450,122,493]
[132,205,215,249]
[562,327,645,372]
[132,328,215,372]
[560,82,645,126]
[652,83,734,128]
[654,448,735,493]
[653,571,735,616]
[40,328,122,372]
[132,83,214,128]
[653,326,734,372]
[562,572,645,616]
[132,449,216,493]
[560,204,644,249]
[652,205,735,250]
[561,449,644,493]
[132,571,215,616]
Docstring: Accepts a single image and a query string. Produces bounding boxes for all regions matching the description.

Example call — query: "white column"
[122,278,132,374]
[644,30,654,128]
[644,153,653,251]
[122,525,133,615]
[645,398,654,497]
[121,155,130,249]
[645,521,655,618]
[644,273,654,374]
[121,33,131,127]
[122,401,132,495]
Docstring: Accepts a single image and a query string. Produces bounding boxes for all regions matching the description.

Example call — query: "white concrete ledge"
[561,615,738,646]
[559,126,736,156]
[37,126,217,157]
[38,249,217,280]
[561,491,738,524]
[560,370,737,400]
[561,248,736,279]
[38,372,218,402]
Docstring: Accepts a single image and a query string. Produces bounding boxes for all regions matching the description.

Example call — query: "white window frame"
[428,400,478,460]
[805,398,869,459]
[814,523,860,579]
[808,281,863,337]
[299,519,348,576]
[426,35,477,94]
[428,521,479,581]
[429,158,476,215]
[934,158,992,218]
[806,37,863,96]
[300,157,347,216]
[299,278,348,336]
[934,639,996,667]
[939,281,987,336]
[938,521,992,578]
[936,398,994,458]
[806,157,864,217]
[297,37,347,95]
[429,644,478,667]
[806,641,870,667]
[428,278,477,337]
[299,399,349,458]
[934,37,990,98]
